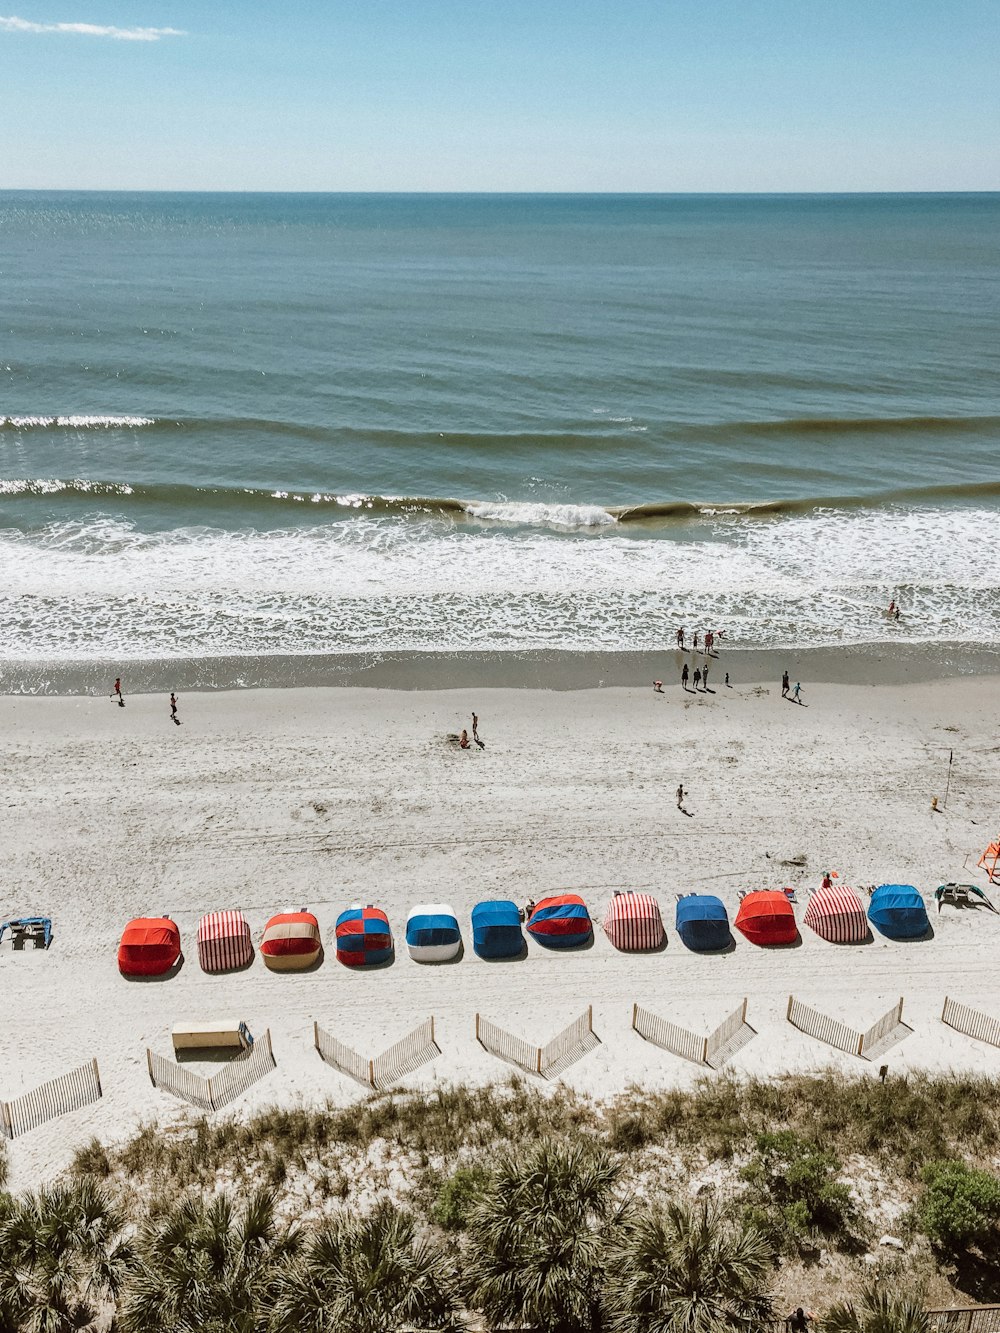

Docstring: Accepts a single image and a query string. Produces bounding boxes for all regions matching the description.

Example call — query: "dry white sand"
[1,675,998,1187]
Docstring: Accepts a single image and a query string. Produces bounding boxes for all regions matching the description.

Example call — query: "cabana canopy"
[197,910,253,973]
[527,894,592,949]
[471,899,523,959]
[803,886,868,943]
[335,905,392,967]
[118,917,180,977]
[867,885,929,940]
[603,892,664,951]
[406,904,461,962]
[675,894,730,951]
[260,911,321,971]
[734,891,798,946]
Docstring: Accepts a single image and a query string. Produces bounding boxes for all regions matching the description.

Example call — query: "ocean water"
[2,191,999,685]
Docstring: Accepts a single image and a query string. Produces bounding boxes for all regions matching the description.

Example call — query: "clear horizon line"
[2,187,998,196]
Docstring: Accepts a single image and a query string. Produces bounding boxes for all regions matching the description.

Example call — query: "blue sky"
[2,1,998,190]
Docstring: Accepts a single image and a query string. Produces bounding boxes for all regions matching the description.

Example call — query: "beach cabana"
[118,917,181,977]
[335,905,392,967]
[471,899,523,959]
[260,910,322,971]
[675,894,731,952]
[197,910,253,973]
[603,892,664,951]
[734,891,798,946]
[406,904,462,962]
[803,886,868,943]
[526,894,592,949]
[867,885,929,940]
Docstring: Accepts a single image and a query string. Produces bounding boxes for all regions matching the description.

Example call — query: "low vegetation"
[0,1071,995,1326]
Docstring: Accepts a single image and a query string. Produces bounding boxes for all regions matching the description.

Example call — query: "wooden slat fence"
[705,999,754,1069]
[927,1306,1000,1333]
[787,997,908,1061]
[787,996,864,1056]
[942,997,1000,1049]
[475,1008,598,1080]
[633,1000,752,1070]
[313,1023,374,1088]
[147,1030,275,1112]
[475,1013,543,1077]
[632,1003,708,1065]
[372,1018,439,1089]
[0,1059,103,1139]
[314,1019,440,1090]
[860,998,906,1057]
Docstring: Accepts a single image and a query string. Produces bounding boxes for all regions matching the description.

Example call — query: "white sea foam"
[0,415,154,429]
[1,505,998,659]
[464,500,617,529]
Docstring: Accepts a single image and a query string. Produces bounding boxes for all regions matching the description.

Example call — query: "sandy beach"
[2,670,998,1188]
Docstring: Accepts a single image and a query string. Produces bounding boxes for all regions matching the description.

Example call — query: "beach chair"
[0,916,52,949]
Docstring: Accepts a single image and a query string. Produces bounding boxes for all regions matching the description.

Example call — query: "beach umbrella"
[867,885,929,940]
[734,891,798,946]
[526,894,592,949]
[197,910,253,973]
[603,891,664,951]
[406,904,462,962]
[260,910,322,971]
[803,886,868,944]
[675,894,731,951]
[471,899,524,959]
[118,917,181,977]
[335,905,392,967]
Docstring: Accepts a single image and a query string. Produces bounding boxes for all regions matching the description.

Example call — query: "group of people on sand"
[458,712,485,751]
[110,678,180,724]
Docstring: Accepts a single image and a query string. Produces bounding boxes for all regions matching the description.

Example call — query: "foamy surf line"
[5,478,1000,529]
[2,644,997,696]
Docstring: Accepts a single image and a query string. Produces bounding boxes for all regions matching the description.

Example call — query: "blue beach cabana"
[867,885,929,940]
[675,894,731,951]
[471,900,524,959]
[406,904,462,962]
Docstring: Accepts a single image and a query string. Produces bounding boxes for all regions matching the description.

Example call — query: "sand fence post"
[92,1058,102,1098]
[942,996,949,1023]
[701,1036,709,1065]
[631,1001,638,1031]
[786,995,794,1021]
[741,997,748,1024]
[475,1013,481,1046]
[368,1059,376,1089]
[145,1049,155,1085]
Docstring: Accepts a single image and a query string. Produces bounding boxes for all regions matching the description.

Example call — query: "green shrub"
[739,1129,856,1251]
[431,1163,490,1230]
[919,1159,1000,1251]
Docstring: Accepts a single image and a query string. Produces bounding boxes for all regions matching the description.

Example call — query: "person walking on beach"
[676,628,685,648]
[653,680,663,693]
[681,663,689,689]
[111,677,124,707]
[781,670,790,698]
[693,667,702,690]
[472,712,479,741]
[693,631,700,651]
[705,630,714,654]
[702,662,709,689]
[676,783,685,810]
[792,681,802,703]
[169,692,179,724]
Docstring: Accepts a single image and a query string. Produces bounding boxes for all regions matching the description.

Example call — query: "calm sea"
[2,192,999,686]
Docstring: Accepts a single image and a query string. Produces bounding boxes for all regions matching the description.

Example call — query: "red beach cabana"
[734,891,798,946]
[803,885,868,943]
[197,910,253,973]
[118,917,181,977]
[260,911,322,971]
[603,892,665,951]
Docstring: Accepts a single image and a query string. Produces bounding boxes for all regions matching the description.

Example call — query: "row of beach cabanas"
[116,886,931,978]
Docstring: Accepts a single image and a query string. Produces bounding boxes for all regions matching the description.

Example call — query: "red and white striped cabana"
[197,910,253,973]
[803,885,868,944]
[603,891,665,951]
